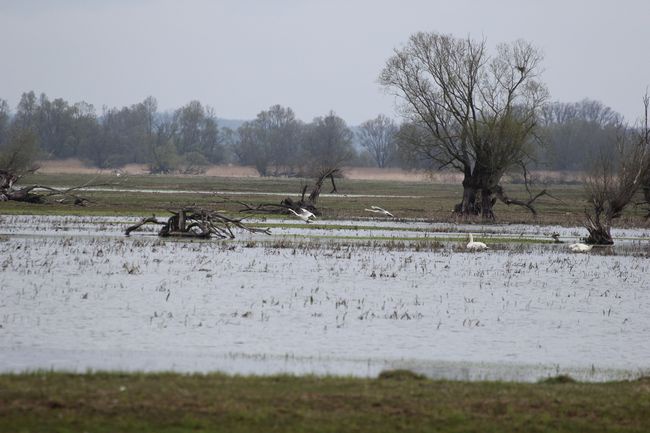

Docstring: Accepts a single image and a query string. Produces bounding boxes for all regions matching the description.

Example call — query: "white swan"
[568,243,593,253]
[364,205,395,217]
[466,233,488,251]
[288,208,316,223]
[299,208,315,219]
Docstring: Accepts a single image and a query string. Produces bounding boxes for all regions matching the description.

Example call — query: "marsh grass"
[1,371,649,433]
[9,172,649,227]
[540,374,578,384]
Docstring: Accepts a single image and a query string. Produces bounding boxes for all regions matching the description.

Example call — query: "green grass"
[5,172,646,227]
[1,371,649,432]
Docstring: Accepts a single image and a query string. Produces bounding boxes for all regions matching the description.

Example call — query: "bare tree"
[582,93,650,244]
[540,99,621,127]
[357,114,398,168]
[380,32,548,218]
[173,100,224,164]
[233,166,342,217]
[302,111,355,176]
[238,105,303,176]
[282,167,341,215]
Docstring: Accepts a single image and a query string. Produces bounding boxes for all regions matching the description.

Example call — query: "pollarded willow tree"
[582,93,650,245]
[380,32,549,218]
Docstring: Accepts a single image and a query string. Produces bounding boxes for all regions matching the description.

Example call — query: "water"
[1,215,649,381]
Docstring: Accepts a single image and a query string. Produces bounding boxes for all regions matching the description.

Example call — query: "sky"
[1,0,649,125]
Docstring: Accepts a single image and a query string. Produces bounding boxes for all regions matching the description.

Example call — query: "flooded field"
[1,215,649,381]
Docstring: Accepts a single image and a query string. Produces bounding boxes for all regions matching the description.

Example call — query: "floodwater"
[1,215,649,382]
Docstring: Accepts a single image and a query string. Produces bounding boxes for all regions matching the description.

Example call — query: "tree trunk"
[2,186,43,203]
[454,186,476,215]
[584,212,614,245]
[178,210,186,232]
[585,225,614,245]
[461,185,478,215]
[455,173,480,216]
[480,188,496,220]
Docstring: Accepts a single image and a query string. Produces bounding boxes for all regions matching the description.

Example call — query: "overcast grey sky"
[1,0,649,124]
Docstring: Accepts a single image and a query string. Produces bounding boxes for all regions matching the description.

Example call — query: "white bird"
[364,205,395,217]
[466,233,488,251]
[299,207,315,219]
[288,208,316,223]
[568,242,593,253]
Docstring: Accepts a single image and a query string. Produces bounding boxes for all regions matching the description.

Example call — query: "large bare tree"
[380,32,548,218]
[583,94,650,244]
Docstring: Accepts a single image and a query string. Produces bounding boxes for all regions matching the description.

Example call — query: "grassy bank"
[1,371,649,432]
[6,172,648,226]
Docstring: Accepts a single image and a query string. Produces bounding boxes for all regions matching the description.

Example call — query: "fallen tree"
[125,207,271,239]
[223,167,341,216]
[0,169,109,205]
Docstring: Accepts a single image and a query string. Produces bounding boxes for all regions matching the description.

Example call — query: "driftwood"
[230,167,342,217]
[125,207,271,239]
[1,169,112,205]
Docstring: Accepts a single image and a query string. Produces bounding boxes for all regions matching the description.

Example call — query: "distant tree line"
[0,92,370,175]
[0,90,628,176]
[537,99,622,170]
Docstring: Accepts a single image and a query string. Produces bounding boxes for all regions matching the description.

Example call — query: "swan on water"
[466,233,488,251]
[568,242,593,253]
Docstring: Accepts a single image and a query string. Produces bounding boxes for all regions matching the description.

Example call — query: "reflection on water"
[2,348,647,382]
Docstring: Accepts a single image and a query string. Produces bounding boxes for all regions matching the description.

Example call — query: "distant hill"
[216,118,248,130]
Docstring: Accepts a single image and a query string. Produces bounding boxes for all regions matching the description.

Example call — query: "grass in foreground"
[1,371,649,433]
